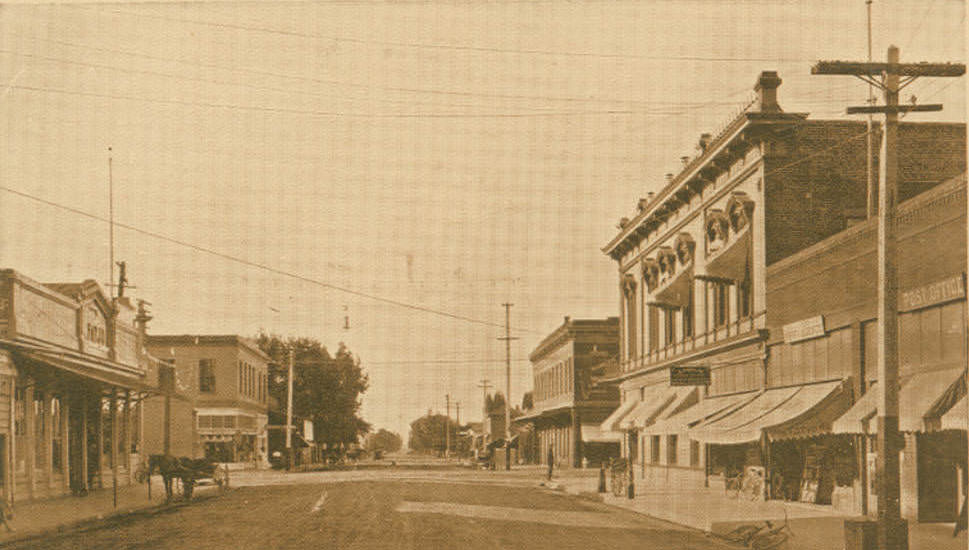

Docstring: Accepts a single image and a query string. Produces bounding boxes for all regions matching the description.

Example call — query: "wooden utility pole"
[813,46,965,550]
[286,348,294,470]
[497,303,518,470]
[445,394,451,460]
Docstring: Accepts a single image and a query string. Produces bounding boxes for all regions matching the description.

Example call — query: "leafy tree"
[521,391,533,410]
[257,333,371,447]
[408,413,465,455]
[365,429,403,454]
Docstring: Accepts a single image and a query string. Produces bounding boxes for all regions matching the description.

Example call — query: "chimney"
[698,133,712,151]
[647,191,656,201]
[638,198,649,212]
[680,156,690,166]
[754,71,782,112]
[665,173,674,184]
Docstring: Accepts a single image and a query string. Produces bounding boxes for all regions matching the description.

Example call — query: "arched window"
[674,233,696,265]
[726,192,755,233]
[705,210,730,254]
[657,247,677,284]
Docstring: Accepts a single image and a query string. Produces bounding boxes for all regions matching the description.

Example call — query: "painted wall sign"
[670,365,711,386]
[783,315,825,343]
[899,274,965,312]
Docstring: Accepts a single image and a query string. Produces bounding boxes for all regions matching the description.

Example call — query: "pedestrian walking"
[546,446,554,481]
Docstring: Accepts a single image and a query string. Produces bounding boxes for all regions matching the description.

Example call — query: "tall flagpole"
[108,147,115,295]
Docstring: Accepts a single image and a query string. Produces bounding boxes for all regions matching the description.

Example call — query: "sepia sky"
[1,1,965,438]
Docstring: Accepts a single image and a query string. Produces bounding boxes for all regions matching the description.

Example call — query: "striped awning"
[691,380,847,444]
[833,368,966,434]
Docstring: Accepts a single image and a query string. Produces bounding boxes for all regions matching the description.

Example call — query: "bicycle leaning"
[722,509,794,550]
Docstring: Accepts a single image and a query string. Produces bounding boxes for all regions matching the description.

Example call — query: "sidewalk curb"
[534,479,742,549]
[0,491,223,548]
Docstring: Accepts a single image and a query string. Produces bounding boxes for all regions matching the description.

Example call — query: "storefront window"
[940,301,965,363]
[650,435,661,463]
[667,435,678,465]
[690,439,701,467]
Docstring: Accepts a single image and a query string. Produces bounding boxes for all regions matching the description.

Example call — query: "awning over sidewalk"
[599,397,638,433]
[691,380,846,445]
[12,345,150,392]
[832,368,966,434]
[621,386,692,430]
[581,423,622,443]
[641,390,757,435]
[941,395,967,431]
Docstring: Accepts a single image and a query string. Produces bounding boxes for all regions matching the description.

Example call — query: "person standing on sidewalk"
[546,446,554,481]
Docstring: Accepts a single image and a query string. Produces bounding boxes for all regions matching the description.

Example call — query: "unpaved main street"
[8,468,734,550]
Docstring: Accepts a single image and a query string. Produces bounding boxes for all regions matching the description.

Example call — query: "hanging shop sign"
[783,315,825,343]
[899,274,965,312]
[670,365,711,386]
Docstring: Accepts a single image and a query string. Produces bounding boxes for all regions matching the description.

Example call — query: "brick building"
[518,316,620,468]
[0,269,154,505]
[145,335,271,468]
[597,70,966,517]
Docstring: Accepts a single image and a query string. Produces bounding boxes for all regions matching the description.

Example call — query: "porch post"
[95,395,104,489]
[124,391,132,485]
[60,396,69,491]
[80,396,88,493]
[24,384,35,500]
[110,389,118,508]
[43,392,53,492]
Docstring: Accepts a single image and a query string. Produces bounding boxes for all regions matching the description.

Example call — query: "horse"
[144,454,181,501]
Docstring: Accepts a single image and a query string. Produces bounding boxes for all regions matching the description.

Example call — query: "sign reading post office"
[670,365,711,386]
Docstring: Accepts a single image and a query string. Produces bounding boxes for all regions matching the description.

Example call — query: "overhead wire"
[70,4,818,63]
[0,183,544,335]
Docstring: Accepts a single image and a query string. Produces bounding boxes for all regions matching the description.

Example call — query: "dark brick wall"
[764,121,966,266]
[766,174,966,334]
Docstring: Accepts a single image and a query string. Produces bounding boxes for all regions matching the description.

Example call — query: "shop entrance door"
[918,433,960,522]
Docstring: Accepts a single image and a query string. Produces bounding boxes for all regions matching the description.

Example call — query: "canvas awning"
[621,385,691,430]
[581,423,622,443]
[651,262,694,309]
[701,225,751,283]
[941,395,967,431]
[691,380,847,445]
[641,390,757,435]
[832,368,966,434]
[599,397,638,433]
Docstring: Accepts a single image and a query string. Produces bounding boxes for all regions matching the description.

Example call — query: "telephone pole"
[445,394,451,460]
[497,303,518,470]
[286,347,295,470]
[813,46,965,550]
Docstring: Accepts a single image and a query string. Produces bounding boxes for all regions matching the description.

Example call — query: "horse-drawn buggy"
[137,455,230,501]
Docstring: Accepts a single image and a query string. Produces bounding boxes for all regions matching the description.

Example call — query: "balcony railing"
[621,315,758,373]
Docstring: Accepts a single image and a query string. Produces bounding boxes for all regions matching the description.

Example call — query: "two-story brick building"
[145,335,271,468]
[598,71,966,511]
[518,316,620,468]
[0,269,154,505]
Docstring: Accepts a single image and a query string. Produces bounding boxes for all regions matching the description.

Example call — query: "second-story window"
[713,283,730,328]
[664,309,676,347]
[199,359,216,393]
